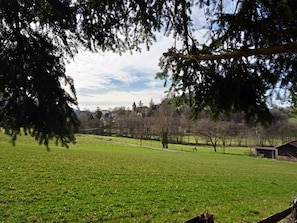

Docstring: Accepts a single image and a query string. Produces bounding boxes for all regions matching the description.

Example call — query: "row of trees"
[2,0,297,147]
[77,98,297,152]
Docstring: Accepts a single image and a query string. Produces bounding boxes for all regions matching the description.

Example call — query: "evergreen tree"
[159,0,297,125]
[0,0,175,147]
[1,0,297,147]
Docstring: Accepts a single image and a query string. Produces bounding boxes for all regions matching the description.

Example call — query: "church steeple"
[132,101,137,112]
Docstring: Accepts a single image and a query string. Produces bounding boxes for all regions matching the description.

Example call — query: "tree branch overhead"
[163,41,297,61]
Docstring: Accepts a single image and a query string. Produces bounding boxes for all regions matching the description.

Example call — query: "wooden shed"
[255,146,277,159]
[255,140,297,161]
[277,140,297,161]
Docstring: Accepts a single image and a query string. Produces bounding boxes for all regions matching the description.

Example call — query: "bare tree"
[196,118,226,152]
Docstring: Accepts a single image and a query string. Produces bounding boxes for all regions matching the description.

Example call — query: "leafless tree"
[196,118,226,152]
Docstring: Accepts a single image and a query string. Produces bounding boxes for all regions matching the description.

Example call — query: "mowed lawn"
[0,134,296,223]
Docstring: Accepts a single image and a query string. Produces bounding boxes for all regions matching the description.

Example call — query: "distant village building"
[255,140,297,162]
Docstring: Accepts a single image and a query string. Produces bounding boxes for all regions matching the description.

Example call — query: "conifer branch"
[163,41,297,61]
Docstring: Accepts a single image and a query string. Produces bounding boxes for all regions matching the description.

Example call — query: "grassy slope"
[0,134,296,223]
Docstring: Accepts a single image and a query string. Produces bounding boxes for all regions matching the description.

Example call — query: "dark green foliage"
[93,108,102,120]
[0,0,198,147]
[158,0,297,125]
[0,24,79,148]
[0,2,84,147]
[2,0,297,147]
[0,0,177,147]
[161,128,169,148]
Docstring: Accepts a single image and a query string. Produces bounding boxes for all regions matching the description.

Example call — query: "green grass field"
[0,133,296,223]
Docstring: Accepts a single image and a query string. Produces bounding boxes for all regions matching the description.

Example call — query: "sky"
[65,35,175,111]
[65,28,210,111]
[64,2,292,112]
[65,5,213,111]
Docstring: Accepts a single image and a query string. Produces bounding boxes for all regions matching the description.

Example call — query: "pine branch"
[163,41,297,61]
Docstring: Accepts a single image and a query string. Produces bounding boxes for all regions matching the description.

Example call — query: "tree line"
[2,0,297,147]
[76,98,297,152]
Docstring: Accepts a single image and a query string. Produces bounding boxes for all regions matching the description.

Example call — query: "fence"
[257,197,297,223]
[185,197,297,223]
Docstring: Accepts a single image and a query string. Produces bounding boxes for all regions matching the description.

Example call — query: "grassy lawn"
[0,133,296,222]
[100,135,253,155]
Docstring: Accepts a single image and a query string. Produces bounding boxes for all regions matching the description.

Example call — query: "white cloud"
[65,30,208,111]
[77,88,166,111]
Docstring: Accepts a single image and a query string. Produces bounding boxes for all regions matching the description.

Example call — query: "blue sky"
[65,29,210,111]
[65,35,171,111]
[65,6,211,111]
[64,2,242,111]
